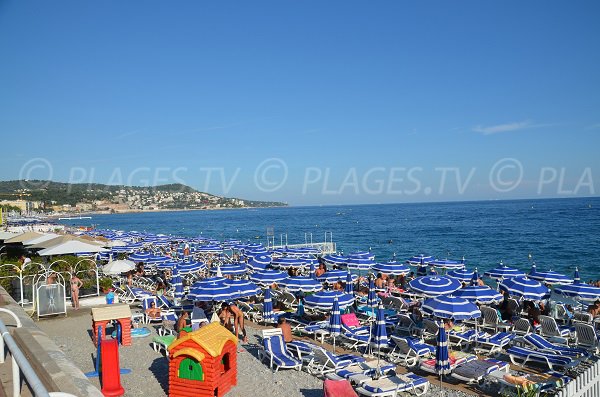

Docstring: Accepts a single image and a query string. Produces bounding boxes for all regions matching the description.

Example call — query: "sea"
[58,197,600,281]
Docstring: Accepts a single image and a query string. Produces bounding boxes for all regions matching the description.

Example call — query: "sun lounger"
[259,333,302,372]
[339,323,371,350]
[326,359,396,385]
[506,345,578,370]
[517,333,589,358]
[538,315,574,340]
[393,314,423,337]
[152,334,176,358]
[473,331,515,356]
[574,322,600,353]
[486,369,570,396]
[355,372,430,397]
[419,351,477,374]
[157,311,178,336]
[387,335,434,366]
[450,358,509,384]
[481,306,512,333]
[448,329,488,350]
[305,345,365,375]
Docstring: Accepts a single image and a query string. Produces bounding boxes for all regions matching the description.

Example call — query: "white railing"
[0,308,77,397]
[556,360,600,397]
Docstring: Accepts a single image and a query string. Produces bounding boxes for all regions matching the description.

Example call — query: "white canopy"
[102,259,136,275]
[23,233,61,246]
[37,241,109,256]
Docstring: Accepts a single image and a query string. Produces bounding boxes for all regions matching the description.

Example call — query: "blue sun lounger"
[259,334,302,373]
[518,333,590,358]
[506,346,577,370]
[355,372,430,397]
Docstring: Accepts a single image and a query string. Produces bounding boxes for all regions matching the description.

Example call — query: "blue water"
[59,197,600,280]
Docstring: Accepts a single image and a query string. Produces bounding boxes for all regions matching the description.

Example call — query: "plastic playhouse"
[168,322,238,397]
[91,304,133,346]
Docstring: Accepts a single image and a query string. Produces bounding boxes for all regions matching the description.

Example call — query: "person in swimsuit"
[70,273,84,310]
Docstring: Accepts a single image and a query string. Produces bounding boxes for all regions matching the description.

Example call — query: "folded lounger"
[355,372,430,397]
[450,358,509,384]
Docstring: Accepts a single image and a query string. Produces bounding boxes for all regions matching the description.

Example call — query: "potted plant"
[99,277,114,294]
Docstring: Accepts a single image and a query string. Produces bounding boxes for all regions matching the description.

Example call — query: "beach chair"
[339,322,371,351]
[305,345,365,375]
[355,372,430,397]
[326,359,396,385]
[287,339,319,362]
[276,290,297,310]
[380,295,410,312]
[473,331,515,356]
[190,306,209,329]
[421,318,439,339]
[506,346,577,370]
[126,285,152,302]
[419,351,477,374]
[516,333,589,358]
[393,314,423,337]
[481,306,512,333]
[157,311,178,336]
[156,295,177,311]
[486,369,571,396]
[237,301,262,322]
[572,311,593,324]
[448,329,488,350]
[341,313,370,333]
[450,358,509,384]
[259,334,302,373]
[512,318,532,336]
[538,315,574,342]
[387,335,434,366]
[574,323,600,353]
[142,296,163,324]
[152,333,176,358]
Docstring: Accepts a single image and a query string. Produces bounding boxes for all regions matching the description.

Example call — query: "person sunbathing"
[145,301,161,320]
[277,317,293,343]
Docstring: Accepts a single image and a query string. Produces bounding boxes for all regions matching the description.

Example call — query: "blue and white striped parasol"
[422,295,481,320]
[210,263,247,276]
[409,276,462,297]
[367,277,379,307]
[407,254,434,266]
[171,265,184,303]
[345,271,354,294]
[329,296,341,352]
[271,257,306,269]
[435,324,451,376]
[453,285,503,305]
[246,253,272,271]
[499,276,550,301]
[279,276,323,293]
[447,266,474,282]
[178,261,206,275]
[225,279,260,298]
[187,277,237,301]
[371,303,388,351]
[430,259,465,270]
[555,267,600,302]
[528,265,573,285]
[317,270,357,284]
[156,260,178,270]
[304,290,355,311]
[372,261,411,275]
[321,254,348,268]
[262,287,274,323]
[249,269,287,286]
[349,251,375,260]
[484,262,525,279]
[346,256,375,270]
[128,252,152,262]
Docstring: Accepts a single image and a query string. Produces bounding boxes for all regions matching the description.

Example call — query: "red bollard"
[100,339,125,397]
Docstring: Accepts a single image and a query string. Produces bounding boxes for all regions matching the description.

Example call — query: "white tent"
[37,241,109,256]
[102,260,136,275]
[23,233,61,246]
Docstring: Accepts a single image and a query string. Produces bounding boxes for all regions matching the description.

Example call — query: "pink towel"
[341,313,361,327]
[323,379,358,397]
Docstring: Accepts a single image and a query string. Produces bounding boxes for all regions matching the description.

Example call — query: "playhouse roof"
[91,304,132,321]
[170,322,238,358]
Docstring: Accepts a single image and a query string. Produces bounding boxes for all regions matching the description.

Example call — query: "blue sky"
[1,1,599,205]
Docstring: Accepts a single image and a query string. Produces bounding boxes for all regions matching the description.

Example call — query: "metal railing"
[556,360,600,397]
[0,308,77,397]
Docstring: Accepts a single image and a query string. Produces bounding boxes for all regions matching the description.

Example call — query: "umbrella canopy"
[178,261,206,275]
[422,295,481,320]
[210,263,247,276]
[188,277,237,301]
[225,279,259,298]
[249,269,287,286]
[407,254,434,266]
[435,325,451,376]
[370,303,388,350]
[453,286,503,305]
[5,231,42,243]
[447,267,475,282]
[279,276,323,293]
[171,266,184,302]
[367,278,378,307]
[23,233,61,246]
[304,290,354,310]
[372,261,411,275]
[555,267,600,302]
[156,260,179,270]
[484,263,525,279]
[271,257,306,269]
[348,251,374,259]
[528,268,573,285]
[409,276,461,297]
[102,259,136,275]
[430,259,464,270]
[247,253,272,270]
[321,254,348,267]
[263,287,274,323]
[128,252,153,262]
[499,276,550,301]
[38,240,109,256]
[345,256,375,270]
[317,270,357,284]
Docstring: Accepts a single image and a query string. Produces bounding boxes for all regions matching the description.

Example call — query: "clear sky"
[1,1,599,205]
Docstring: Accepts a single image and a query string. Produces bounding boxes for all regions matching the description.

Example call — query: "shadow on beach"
[148,357,170,394]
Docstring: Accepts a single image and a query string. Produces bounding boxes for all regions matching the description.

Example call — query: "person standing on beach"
[70,273,84,310]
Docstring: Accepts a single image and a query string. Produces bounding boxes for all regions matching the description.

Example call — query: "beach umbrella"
[304,290,354,311]
[447,267,474,282]
[196,244,223,254]
[371,303,388,374]
[453,286,503,305]
[178,261,206,275]
[407,254,434,266]
[321,254,348,268]
[499,276,550,301]
[225,279,260,298]
[329,296,341,352]
[484,262,525,279]
[372,261,411,275]
[349,251,375,260]
[528,267,573,285]
[555,267,600,302]
[249,269,287,286]
[102,259,136,275]
[317,270,357,284]
[271,257,306,269]
[279,276,323,293]
[38,240,109,256]
[430,259,464,270]
[435,324,451,396]
[367,277,378,307]
[171,266,184,304]
[210,263,247,276]
[156,260,178,270]
[409,276,461,297]
[128,252,153,262]
[188,277,237,301]
[346,256,375,271]
[422,296,481,320]
[345,271,354,294]
[247,253,272,271]
[262,287,274,324]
